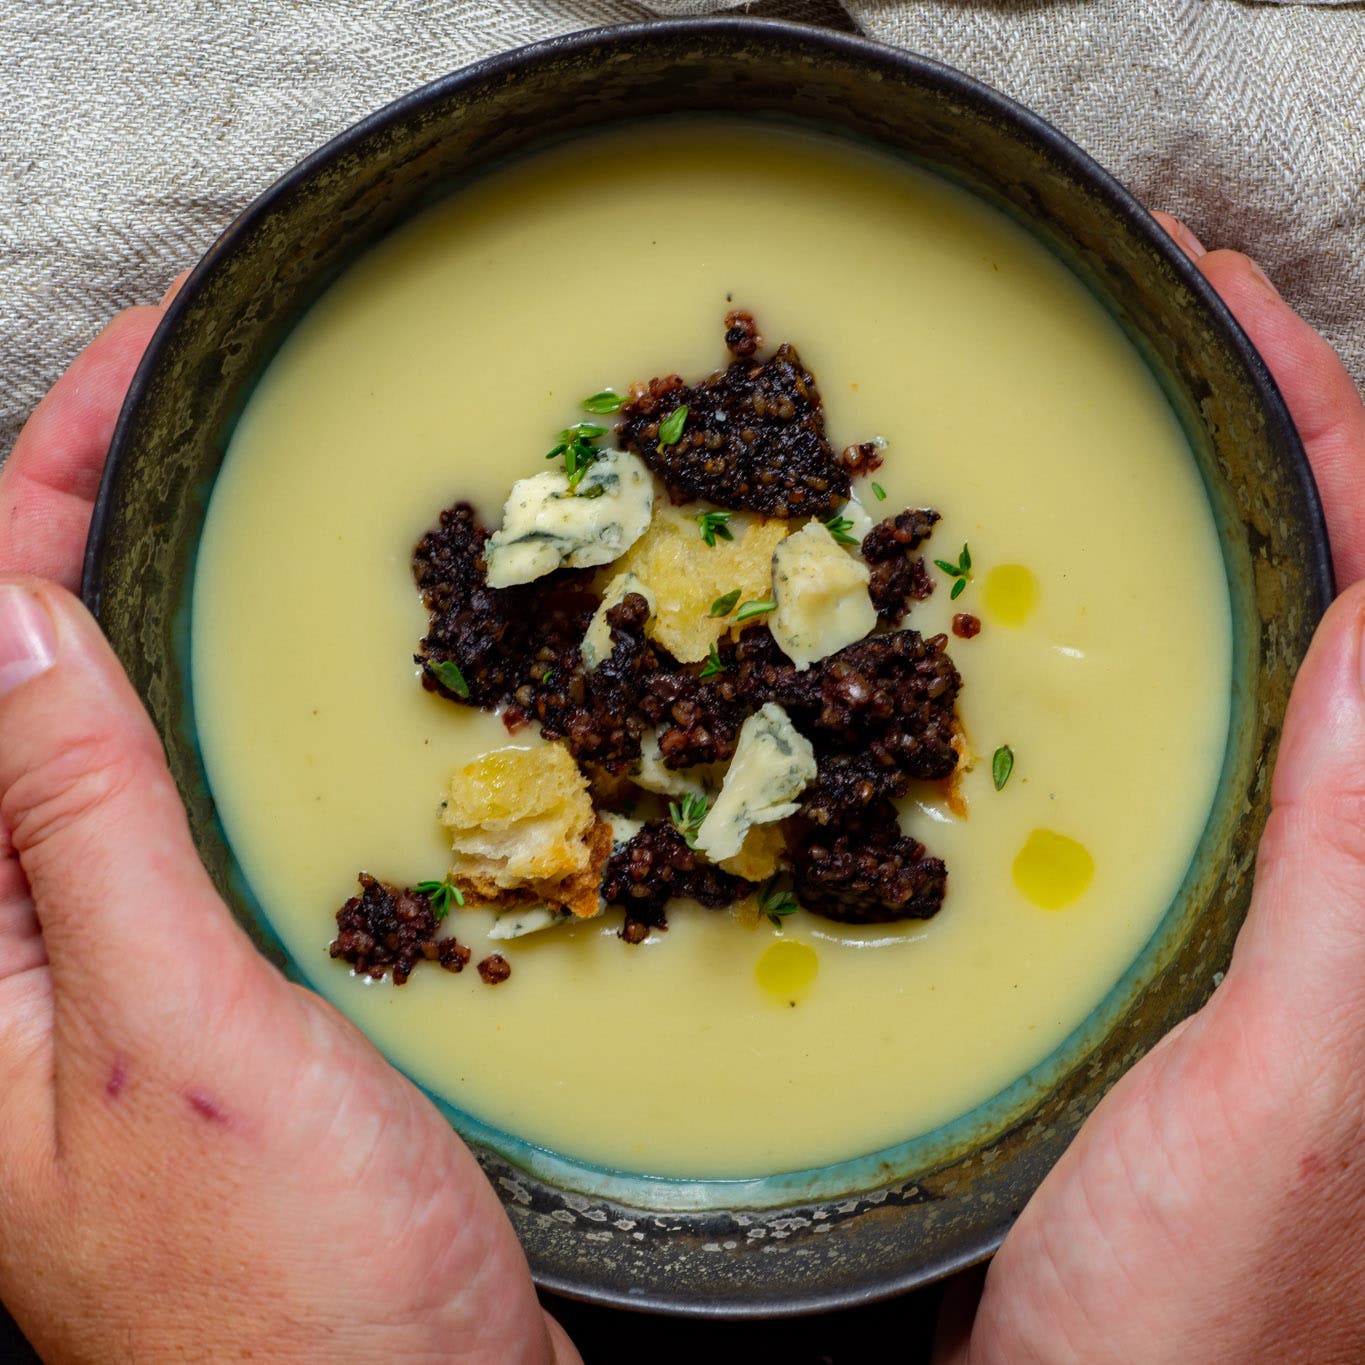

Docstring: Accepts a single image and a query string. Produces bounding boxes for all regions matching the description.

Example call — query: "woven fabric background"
[2,0,1362,462]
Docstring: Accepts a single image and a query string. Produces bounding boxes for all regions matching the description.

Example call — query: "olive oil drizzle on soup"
[191,122,1231,1178]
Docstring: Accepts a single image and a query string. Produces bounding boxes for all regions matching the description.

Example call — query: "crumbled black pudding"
[862,509,941,624]
[413,502,601,713]
[519,593,665,771]
[792,804,947,924]
[617,317,850,518]
[330,874,471,984]
[601,821,756,941]
[477,954,512,985]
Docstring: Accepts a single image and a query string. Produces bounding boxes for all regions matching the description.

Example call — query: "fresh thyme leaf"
[414,876,465,922]
[871,482,887,501]
[541,668,554,684]
[577,482,606,499]
[431,660,470,699]
[582,391,625,414]
[824,515,859,547]
[544,442,568,461]
[696,510,734,547]
[734,599,776,623]
[559,423,606,443]
[758,875,800,929]
[936,543,973,598]
[656,404,688,447]
[710,589,742,618]
[699,642,725,680]
[668,792,710,849]
[992,745,1015,791]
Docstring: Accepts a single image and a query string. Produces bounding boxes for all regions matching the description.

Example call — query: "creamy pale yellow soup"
[192,122,1231,1178]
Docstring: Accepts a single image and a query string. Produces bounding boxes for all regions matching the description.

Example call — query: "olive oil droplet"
[1013,829,1094,910]
[983,564,1039,626]
[755,939,819,1004]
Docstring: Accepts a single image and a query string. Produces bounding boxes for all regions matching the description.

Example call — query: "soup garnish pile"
[329,311,1001,984]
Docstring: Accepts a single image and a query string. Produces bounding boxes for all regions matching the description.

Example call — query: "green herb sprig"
[414,875,465,921]
[545,423,607,493]
[934,543,973,601]
[992,745,1015,791]
[699,642,725,680]
[734,599,776,623]
[696,511,734,547]
[430,659,470,699]
[710,589,742,618]
[582,390,625,414]
[758,876,801,929]
[824,514,859,547]
[657,404,689,447]
[669,792,710,849]
[871,482,887,502]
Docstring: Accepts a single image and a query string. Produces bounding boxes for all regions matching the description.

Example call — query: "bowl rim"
[83,14,1334,1317]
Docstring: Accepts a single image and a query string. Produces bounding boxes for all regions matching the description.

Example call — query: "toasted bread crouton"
[614,504,788,663]
[719,822,786,882]
[441,743,607,917]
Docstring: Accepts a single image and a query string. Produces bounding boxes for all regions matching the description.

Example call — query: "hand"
[936,221,1365,1361]
[0,295,579,1362]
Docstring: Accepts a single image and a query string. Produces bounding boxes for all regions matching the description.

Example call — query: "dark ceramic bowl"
[84,18,1331,1317]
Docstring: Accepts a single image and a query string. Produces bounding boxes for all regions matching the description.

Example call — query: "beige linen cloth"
[2,0,1362,463]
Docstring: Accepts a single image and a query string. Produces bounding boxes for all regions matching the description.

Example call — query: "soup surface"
[192,122,1231,1178]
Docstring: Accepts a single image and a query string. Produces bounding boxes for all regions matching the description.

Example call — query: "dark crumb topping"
[838,441,885,477]
[521,592,663,772]
[601,821,756,941]
[792,804,947,924]
[330,873,471,984]
[477,954,512,985]
[952,613,982,640]
[862,509,941,624]
[722,308,763,358]
[617,322,851,518]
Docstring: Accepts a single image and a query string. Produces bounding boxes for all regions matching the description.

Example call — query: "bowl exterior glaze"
[84,19,1331,1316]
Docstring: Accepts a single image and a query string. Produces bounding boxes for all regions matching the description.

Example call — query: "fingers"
[1153,213,1365,587]
[0,578,256,1046]
[1235,580,1365,1019]
[0,305,163,589]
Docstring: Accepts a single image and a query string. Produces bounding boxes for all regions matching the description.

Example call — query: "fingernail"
[0,586,57,697]
[159,270,190,307]
[1245,256,1283,301]
[1171,218,1208,259]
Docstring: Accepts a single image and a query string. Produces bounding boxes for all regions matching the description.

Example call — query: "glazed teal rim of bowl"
[83,17,1333,1317]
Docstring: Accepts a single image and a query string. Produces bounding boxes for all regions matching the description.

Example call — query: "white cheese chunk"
[581,572,657,670]
[604,810,645,850]
[694,703,816,863]
[834,491,874,545]
[485,449,653,588]
[770,520,877,670]
[488,907,570,940]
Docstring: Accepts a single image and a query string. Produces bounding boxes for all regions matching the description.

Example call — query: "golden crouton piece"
[719,822,787,882]
[614,504,788,663]
[440,743,606,918]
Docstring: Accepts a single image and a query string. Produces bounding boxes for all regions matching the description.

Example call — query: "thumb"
[1236,580,1365,1017]
[0,578,256,1045]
